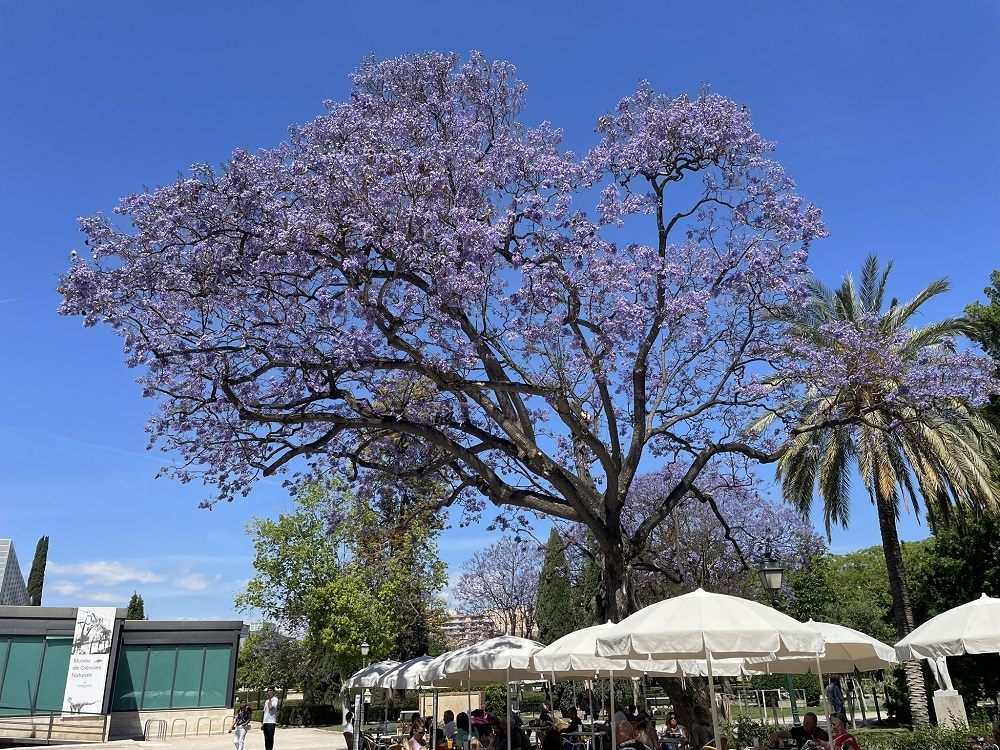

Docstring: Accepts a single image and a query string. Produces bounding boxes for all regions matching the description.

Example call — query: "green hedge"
[250,705,342,726]
[855,725,993,750]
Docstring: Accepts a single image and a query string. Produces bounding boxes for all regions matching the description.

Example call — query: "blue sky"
[1,1,998,620]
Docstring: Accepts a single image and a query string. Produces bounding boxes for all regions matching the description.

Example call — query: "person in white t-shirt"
[262,687,280,750]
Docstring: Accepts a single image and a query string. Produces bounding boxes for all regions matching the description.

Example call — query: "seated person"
[442,711,456,740]
[617,722,645,750]
[769,713,828,750]
[455,713,471,746]
[661,713,687,741]
[562,707,582,735]
[541,727,563,750]
[814,713,858,750]
[636,719,658,750]
[472,710,492,739]
[635,700,653,724]
[538,704,553,726]
[686,708,714,750]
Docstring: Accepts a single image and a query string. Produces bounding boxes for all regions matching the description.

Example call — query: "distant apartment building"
[442,610,497,648]
[0,540,30,606]
[442,607,537,648]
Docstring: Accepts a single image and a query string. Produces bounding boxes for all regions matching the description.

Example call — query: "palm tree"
[756,255,1000,726]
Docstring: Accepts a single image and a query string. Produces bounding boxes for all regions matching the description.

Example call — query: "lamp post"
[757,548,801,726]
[360,642,370,732]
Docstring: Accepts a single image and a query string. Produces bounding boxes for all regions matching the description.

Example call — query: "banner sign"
[62,606,116,716]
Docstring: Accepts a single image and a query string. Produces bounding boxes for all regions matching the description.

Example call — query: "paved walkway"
[42,727,348,750]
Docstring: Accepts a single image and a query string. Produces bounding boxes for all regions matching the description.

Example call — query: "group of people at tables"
[383,704,860,750]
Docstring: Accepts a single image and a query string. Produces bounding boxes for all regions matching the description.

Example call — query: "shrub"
[250,705,342,726]
[855,725,992,750]
[724,715,783,747]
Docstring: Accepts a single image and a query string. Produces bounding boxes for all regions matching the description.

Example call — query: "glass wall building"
[0,606,241,741]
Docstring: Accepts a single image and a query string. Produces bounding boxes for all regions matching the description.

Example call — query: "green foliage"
[724,716,784,748]
[125,591,146,620]
[248,704,342,726]
[237,624,308,691]
[535,529,580,643]
[907,510,1000,706]
[747,673,822,706]
[855,723,994,750]
[26,535,48,606]
[236,481,344,632]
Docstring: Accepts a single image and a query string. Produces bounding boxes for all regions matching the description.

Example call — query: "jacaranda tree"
[58,52,995,621]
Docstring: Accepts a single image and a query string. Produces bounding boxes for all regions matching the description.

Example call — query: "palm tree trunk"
[875,491,930,726]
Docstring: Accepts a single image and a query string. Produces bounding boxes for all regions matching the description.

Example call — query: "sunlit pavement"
[41,726,347,750]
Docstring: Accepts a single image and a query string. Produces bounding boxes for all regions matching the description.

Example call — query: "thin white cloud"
[81,592,124,604]
[174,571,223,591]
[50,581,82,596]
[48,560,165,586]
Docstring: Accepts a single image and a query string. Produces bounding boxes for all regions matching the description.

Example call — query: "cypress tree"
[126,591,146,620]
[26,536,48,606]
[534,528,577,644]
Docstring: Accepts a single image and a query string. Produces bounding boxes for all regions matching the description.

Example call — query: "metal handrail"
[171,717,189,737]
[144,718,168,741]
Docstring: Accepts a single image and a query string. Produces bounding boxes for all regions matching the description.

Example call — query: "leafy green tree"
[26,536,48,606]
[126,591,146,620]
[236,481,343,633]
[908,511,1000,705]
[535,529,578,644]
[763,256,1000,726]
[237,624,308,691]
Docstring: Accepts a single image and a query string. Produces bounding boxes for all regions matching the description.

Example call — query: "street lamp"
[359,642,371,732]
[757,547,801,726]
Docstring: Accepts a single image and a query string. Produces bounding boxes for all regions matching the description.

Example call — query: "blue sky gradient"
[1,1,998,619]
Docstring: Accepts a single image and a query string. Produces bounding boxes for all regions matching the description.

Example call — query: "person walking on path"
[825,677,845,716]
[232,700,252,750]
[262,687,280,750]
[345,709,355,750]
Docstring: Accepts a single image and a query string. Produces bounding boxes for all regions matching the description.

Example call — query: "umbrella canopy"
[895,593,1000,660]
[377,655,434,690]
[421,635,544,686]
[747,619,897,674]
[594,589,825,660]
[532,622,748,677]
[343,660,401,689]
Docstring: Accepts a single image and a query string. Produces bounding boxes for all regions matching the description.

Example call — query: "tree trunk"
[875,491,930,727]
[601,539,636,622]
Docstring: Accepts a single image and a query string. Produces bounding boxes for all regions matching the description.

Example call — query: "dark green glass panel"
[35,638,72,712]
[199,645,231,707]
[171,646,204,708]
[0,638,44,715]
[141,647,175,709]
[111,646,148,711]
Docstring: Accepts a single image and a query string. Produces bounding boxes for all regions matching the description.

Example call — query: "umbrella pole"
[609,669,617,750]
[468,669,473,750]
[706,651,721,750]
[507,666,512,750]
[815,657,829,729]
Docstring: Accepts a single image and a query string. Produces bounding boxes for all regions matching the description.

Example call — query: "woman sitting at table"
[455,713,471,745]
[814,713,859,750]
[405,723,428,750]
[538,704,553,726]
[637,718,658,750]
[542,727,563,750]
[661,713,687,742]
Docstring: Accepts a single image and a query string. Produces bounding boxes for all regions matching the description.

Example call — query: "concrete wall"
[0,713,108,742]
[109,706,235,740]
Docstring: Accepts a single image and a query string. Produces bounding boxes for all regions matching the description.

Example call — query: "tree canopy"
[126,591,146,620]
[58,51,995,619]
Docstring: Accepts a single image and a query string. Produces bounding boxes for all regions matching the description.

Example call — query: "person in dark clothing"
[769,714,829,750]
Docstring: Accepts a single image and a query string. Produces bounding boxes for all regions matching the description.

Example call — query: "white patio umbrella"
[745,619,898,721]
[595,589,825,750]
[894,593,1000,690]
[378,655,435,689]
[422,636,544,750]
[344,660,401,689]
